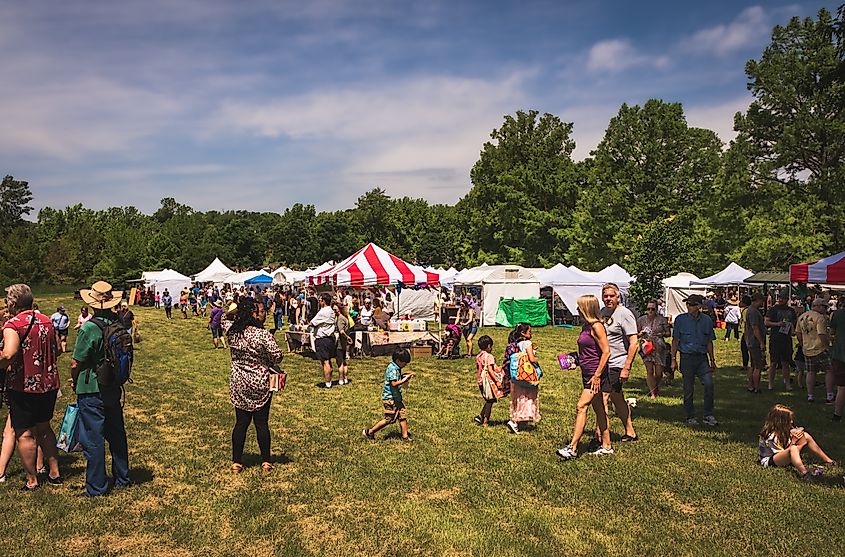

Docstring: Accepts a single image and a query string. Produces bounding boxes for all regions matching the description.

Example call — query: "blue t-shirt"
[673,312,716,355]
[162,295,172,308]
[51,312,70,331]
[382,361,403,402]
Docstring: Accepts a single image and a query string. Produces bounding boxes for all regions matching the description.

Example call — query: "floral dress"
[224,321,284,412]
[636,314,668,364]
[3,310,59,394]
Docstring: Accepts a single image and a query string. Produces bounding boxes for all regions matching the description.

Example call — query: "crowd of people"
[1,278,843,492]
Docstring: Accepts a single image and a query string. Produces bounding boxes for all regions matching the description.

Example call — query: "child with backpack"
[363,349,414,441]
[506,323,541,434]
[758,404,837,478]
[474,335,507,426]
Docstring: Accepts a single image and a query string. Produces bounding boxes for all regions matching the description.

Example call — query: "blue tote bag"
[56,403,82,453]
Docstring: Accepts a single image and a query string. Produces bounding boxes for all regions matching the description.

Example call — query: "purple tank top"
[578,324,601,376]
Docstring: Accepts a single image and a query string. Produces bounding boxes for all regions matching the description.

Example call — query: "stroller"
[437,323,462,359]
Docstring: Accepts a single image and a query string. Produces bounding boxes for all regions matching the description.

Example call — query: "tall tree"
[734,7,845,264]
[0,175,34,235]
[464,110,579,266]
[567,100,722,270]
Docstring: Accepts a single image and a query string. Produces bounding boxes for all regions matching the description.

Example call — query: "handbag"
[269,369,287,391]
[56,403,83,452]
[640,339,654,356]
[480,365,496,400]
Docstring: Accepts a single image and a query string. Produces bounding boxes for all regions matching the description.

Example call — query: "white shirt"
[359,306,374,326]
[310,306,336,338]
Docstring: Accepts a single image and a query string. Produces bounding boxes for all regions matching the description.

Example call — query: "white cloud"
[211,72,532,203]
[685,95,752,145]
[684,6,771,56]
[586,39,670,73]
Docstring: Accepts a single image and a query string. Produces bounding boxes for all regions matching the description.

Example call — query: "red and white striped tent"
[790,250,845,284]
[309,243,440,287]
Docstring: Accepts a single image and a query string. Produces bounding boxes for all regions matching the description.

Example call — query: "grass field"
[4,292,844,557]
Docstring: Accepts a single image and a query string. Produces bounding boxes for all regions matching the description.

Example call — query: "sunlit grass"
[3,293,843,556]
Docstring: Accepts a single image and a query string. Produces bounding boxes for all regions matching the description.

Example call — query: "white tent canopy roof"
[536,264,598,287]
[194,257,235,283]
[662,272,702,288]
[452,265,537,286]
[691,262,754,286]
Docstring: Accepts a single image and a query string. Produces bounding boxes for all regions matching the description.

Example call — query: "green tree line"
[1,8,843,299]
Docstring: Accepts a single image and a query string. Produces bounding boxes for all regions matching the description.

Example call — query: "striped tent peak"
[308,243,440,287]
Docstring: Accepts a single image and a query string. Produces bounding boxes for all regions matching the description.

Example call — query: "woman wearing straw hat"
[70,281,131,496]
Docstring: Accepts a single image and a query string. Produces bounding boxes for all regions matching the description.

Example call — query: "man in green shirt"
[70,281,131,496]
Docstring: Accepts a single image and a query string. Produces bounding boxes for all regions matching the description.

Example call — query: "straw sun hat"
[79,281,123,310]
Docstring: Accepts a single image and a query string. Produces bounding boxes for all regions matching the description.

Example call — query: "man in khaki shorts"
[796,298,834,403]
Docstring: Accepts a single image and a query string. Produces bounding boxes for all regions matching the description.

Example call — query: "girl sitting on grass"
[758,404,837,478]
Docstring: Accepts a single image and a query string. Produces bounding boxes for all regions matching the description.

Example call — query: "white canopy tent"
[142,268,192,298]
[453,265,540,326]
[225,270,272,286]
[270,266,308,285]
[662,272,709,321]
[194,257,235,284]
[691,262,754,287]
[536,264,607,315]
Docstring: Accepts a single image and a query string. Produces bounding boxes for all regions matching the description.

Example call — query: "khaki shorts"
[382,400,407,423]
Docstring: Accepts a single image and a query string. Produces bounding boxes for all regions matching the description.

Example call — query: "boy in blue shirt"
[363,349,414,441]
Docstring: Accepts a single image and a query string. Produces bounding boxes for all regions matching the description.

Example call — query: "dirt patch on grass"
[661,490,697,514]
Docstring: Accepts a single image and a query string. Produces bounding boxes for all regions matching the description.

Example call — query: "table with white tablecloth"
[352,330,439,356]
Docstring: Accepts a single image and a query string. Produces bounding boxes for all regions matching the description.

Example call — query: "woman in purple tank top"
[556,295,612,460]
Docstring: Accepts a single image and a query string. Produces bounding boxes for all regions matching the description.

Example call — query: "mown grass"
[3,293,844,557]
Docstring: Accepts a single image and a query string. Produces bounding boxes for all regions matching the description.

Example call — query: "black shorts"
[7,389,58,430]
[315,336,337,362]
[336,341,347,365]
[211,325,224,339]
[56,328,69,339]
[600,367,623,394]
[769,340,794,367]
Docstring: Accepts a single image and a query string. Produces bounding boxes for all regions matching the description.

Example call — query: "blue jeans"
[680,353,714,419]
[274,310,285,331]
[77,389,130,496]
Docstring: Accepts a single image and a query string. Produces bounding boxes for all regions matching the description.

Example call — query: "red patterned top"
[3,310,60,393]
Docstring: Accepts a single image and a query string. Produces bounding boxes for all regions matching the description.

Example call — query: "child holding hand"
[758,404,837,478]
[474,335,507,426]
[363,349,414,441]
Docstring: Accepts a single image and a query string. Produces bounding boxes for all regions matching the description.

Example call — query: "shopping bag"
[56,403,82,453]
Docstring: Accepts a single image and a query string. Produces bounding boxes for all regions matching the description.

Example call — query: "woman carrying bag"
[224,297,284,473]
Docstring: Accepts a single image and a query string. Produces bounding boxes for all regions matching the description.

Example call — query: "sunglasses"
[685,302,700,307]
[647,307,656,311]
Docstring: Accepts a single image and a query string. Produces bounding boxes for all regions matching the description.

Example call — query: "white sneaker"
[506,420,519,434]
[702,415,719,426]
[555,445,577,460]
[686,417,699,426]
[589,446,614,456]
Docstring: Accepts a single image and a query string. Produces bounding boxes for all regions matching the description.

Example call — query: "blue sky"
[1,1,837,215]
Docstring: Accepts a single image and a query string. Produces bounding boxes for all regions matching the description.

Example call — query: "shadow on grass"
[129,466,155,486]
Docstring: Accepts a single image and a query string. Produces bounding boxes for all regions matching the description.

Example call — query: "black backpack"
[89,317,134,387]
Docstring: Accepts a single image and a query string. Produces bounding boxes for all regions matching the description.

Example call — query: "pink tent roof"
[309,243,440,287]
[790,250,845,284]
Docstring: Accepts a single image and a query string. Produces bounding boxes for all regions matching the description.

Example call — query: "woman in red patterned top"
[0,284,62,490]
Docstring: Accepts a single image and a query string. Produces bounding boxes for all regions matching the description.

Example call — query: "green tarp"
[495,298,550,327]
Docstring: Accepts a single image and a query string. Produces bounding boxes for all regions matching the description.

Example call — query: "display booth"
[662,272,708,321]
[304,243,441,355]
[141,268,192,299]
[535,264,605,317]
[452,265,540,326]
